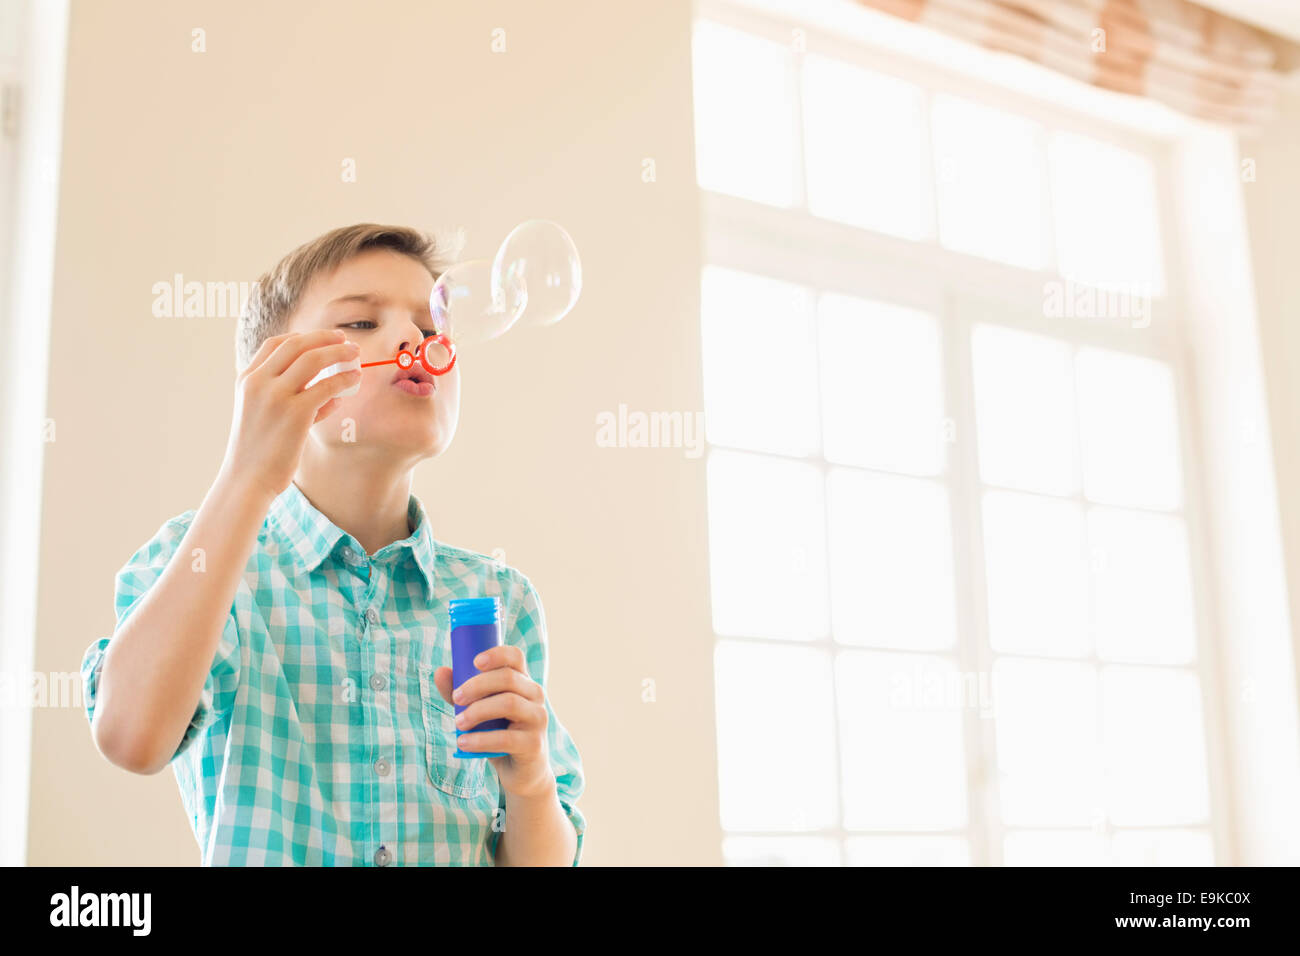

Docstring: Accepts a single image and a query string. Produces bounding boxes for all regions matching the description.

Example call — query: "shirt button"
[341,546,356,562]
[366,607,380,625]
[369,674,386,692]
[374,846,391,866]
[375,758,390,776]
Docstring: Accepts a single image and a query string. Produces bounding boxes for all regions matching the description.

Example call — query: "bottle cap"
[449,596,499,629]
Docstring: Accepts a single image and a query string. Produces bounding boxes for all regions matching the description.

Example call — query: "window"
[694,1,1217,866]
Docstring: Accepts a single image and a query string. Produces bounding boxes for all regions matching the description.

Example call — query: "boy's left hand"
[434,647,554,799]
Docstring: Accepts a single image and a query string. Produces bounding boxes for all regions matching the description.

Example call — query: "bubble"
[429,258,526,347]
[491,220,582,329]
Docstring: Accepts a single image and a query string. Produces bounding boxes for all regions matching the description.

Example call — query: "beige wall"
[29,0,717,865]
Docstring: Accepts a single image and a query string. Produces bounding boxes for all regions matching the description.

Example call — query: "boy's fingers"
[454,667,542,705]
[474,644,526,675]
[261,329,347,379]
[238,332,294,380]
[284,341,362,393]
[299,366,361,410]
[455,729,526,755]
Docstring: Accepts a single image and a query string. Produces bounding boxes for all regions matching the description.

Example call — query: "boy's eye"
[341,320,377,329]
[420,329,438,340]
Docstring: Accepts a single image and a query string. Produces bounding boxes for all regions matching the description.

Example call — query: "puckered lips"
[392,362,436,397]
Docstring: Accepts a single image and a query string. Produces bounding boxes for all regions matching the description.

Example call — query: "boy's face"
[287,248,460,460]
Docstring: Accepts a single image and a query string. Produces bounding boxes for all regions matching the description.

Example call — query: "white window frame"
[696,0,1234,865]
[0,0,70,867]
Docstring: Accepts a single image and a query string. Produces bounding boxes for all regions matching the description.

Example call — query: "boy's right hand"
[219,329,362,503]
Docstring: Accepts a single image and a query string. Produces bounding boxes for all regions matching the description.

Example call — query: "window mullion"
[945,291,1004,866]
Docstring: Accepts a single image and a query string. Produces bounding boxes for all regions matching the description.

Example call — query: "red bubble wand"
[360,332,458,376]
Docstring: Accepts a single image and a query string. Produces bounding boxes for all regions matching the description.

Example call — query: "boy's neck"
[294,445,418,557]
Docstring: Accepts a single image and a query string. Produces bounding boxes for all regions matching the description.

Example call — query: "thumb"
[312,397,342,424]
[433,665,455,706]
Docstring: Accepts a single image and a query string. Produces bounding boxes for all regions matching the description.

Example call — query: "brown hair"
[236,223,464,369]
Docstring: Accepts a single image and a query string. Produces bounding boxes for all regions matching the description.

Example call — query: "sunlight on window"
[802,55,933,238]
[1110,829,1214,866]
[701,266,820,456]
[1102,666,1211,826]
[695,11,1217,868]
[993,658,1101,826]
[836,650,969,829]
[692,20,795,206]
[845,835,971,866]
[1049,131,1166,295]
[715,641,839,831]
[931,94,1048,270]
[818,293,945,474]
[723,835,841,866]
[1003,829,1108,866]
[828,468,956,651]
[1090,507,1197,665]
[1075,348,1184,512]
[982,491,1090,658]
[971,324,1080,496]
[707,449,828,640]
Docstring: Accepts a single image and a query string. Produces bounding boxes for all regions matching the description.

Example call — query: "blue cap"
[448,596,499,629]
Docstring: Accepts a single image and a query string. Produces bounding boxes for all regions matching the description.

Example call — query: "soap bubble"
[429,258,526,347]
[491,220,581,329]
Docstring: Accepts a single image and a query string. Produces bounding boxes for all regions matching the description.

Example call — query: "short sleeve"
[488,572,587,866]
[81,511,242,766]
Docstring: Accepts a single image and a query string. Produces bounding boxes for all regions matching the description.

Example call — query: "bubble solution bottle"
[449,596,510,758]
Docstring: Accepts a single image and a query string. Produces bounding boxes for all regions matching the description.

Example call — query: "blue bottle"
[449,597,509,758]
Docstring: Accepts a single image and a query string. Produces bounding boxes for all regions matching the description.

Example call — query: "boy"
[79,224,585,866]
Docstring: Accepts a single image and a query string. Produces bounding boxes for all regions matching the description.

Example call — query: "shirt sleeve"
[488,571,587,866]
[81,511,242,767]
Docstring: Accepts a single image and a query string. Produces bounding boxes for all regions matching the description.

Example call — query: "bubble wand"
[309,332,456,395]
[360,332,457,376]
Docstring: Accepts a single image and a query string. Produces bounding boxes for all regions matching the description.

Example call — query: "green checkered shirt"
[80,481,586,866]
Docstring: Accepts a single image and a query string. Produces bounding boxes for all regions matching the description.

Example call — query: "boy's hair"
[236,223,465,370]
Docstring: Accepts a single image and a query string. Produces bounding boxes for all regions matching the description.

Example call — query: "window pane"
[1050,131,1165,296]
[803,56,932,238]
[993,658,1101,826]
[716,641,838,830]
[1003,829,1107,865]
[931,94,1048,270]
[702,266,820,456]
[692,20,795,206]
[846,836,970,866]
[1102,666,1211,826]
[707,449,828,640]
[818,293,945,474]
[837,650,969,829]
[1090,507,1197,665]
[723,836,841,865]
[1075,348,1183,511]
[1111,829,1214,866]
[828,469,956,651]
[971,324,1080,496]
[983,491,1090,657]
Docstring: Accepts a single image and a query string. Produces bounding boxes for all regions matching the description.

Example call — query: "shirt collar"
[268,481,438,599]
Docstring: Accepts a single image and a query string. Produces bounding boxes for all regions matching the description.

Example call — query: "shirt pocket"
[417,663,488,799]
